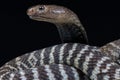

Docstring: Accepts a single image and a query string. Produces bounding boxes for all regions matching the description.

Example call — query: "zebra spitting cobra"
[0,5,120,80]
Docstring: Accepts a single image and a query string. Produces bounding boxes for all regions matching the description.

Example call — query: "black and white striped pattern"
[2,64,80,80]
[100,39,120,64]
[0,43,120,80]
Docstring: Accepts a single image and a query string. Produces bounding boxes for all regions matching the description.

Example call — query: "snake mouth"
[29,15,55,22]
[29,15,54,20]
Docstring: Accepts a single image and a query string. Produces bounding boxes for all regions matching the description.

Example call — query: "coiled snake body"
[0,5,120,80]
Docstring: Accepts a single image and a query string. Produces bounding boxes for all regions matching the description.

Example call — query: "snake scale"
[0,5,120,80]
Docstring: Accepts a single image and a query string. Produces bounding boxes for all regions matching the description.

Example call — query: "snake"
[0,4,120,80]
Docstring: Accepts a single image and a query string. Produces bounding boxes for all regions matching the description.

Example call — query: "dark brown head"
[27,5,80,25]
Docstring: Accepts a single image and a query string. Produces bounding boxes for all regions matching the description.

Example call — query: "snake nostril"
[27,8,35,16]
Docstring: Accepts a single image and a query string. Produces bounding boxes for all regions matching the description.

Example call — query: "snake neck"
[55,23,88,44]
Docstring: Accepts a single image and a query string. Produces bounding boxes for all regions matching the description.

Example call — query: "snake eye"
[38,6,45,11]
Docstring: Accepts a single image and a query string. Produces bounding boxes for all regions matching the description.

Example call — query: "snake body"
[0,43,120,80]
[1,64,80,80]
[0,5,120,80]
[100,39,120,64]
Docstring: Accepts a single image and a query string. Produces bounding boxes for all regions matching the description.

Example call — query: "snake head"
[27,5,79,24]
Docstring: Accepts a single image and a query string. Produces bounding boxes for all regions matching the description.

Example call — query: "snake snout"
[27,8,35,16]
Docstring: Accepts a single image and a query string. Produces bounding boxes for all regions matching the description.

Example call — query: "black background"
[0,0,120,66]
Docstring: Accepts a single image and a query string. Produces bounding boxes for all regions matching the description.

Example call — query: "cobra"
[0,5,120,80]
